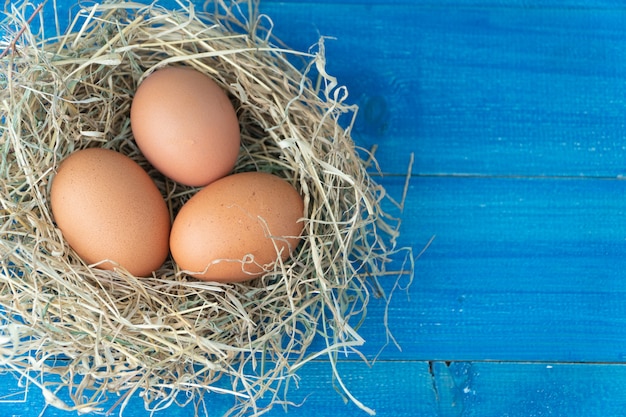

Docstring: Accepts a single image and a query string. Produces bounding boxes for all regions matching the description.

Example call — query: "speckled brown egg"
[130,66,241,187]
[50,148,171,277]
[169,172,305,282]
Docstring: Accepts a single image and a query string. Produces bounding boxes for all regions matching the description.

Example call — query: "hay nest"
[0,0,410,415]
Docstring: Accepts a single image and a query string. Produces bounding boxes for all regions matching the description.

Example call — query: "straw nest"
[0,1,410,415]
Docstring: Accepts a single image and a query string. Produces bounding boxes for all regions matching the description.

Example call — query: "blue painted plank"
[0,360,437,417]
[6,360,626,416]
[235,174,626,362]
[429,361,626,416]
[407,176,626,293]
[384,175,626,362]
[257,3,626,177]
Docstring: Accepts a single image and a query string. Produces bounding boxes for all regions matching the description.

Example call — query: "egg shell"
[170,172,305,282]
[130,66,241,187]
[50,148,171,277]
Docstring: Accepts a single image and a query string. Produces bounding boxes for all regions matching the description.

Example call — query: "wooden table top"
[3,1,626,416]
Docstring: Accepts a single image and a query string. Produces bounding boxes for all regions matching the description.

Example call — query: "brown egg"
[170,172,305,282]
[130,66,241,187]
[50,148,171,277]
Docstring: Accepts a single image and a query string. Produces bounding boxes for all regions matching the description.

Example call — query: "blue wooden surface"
[5,0,626,416]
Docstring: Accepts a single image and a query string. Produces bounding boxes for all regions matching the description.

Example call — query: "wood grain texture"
[6,360,626,416]
[4,0,626,416]
[260,2,626,177]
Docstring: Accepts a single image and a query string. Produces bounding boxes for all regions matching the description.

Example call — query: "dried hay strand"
[0,0,411,415]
